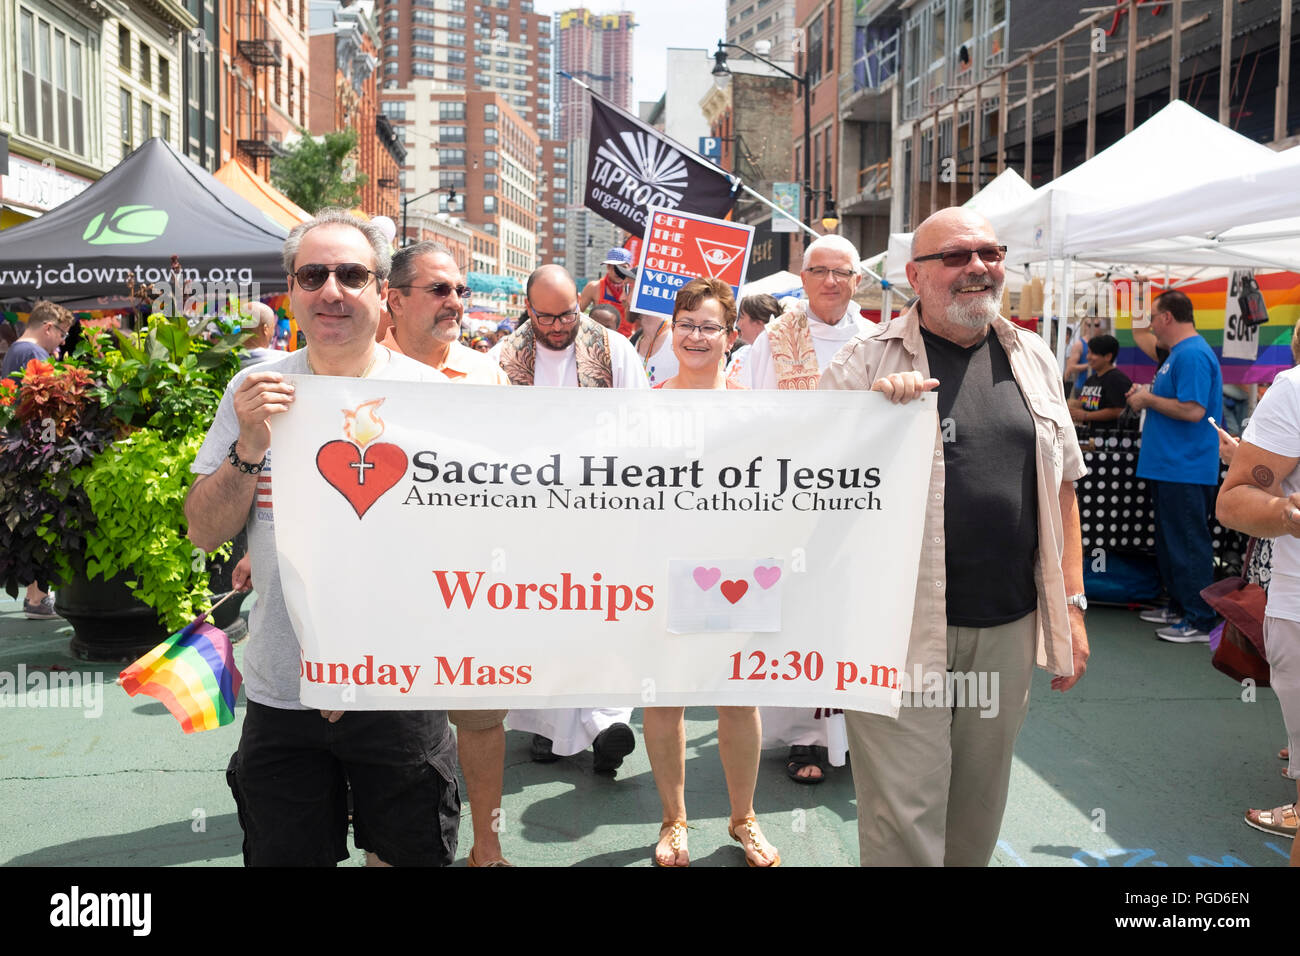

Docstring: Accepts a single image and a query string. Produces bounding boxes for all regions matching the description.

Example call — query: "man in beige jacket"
[819,208,1090,866]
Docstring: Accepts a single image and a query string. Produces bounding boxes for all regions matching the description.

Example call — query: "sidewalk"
[0,595,1290,866]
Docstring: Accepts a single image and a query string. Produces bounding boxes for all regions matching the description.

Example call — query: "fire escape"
[236,4,283,163]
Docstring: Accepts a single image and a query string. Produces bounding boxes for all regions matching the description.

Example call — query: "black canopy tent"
[0,138,290,309]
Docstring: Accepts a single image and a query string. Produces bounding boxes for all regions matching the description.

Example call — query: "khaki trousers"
[845,613,1036,866]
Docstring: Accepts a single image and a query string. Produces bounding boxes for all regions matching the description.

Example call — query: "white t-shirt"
[741,303,869,389]
[529,328,649,389]
[1242,366,1300,623]
[641,324,678,387]
[191,347,448,708]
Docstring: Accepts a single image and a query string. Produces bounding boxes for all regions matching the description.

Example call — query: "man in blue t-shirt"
[1126,290,1223,642]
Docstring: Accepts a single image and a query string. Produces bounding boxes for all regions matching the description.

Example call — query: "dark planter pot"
[58,572,169,663]
[57,532,250,662]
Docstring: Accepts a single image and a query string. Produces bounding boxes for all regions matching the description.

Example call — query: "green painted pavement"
[0,598,1289,867]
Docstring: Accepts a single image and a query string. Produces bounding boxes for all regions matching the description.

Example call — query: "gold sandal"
[653,820,690,867]
[728,815,781,867]
[467,846,515,867]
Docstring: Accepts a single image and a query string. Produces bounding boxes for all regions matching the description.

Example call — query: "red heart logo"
[719,579,749,605]
[316,440,408,518]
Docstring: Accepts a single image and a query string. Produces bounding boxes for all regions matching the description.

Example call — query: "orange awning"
[214,159,311,230]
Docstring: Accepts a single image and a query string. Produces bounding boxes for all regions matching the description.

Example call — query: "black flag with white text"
[584,95,740,237]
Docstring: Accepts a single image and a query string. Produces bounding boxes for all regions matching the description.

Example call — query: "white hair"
[801,234,862,274]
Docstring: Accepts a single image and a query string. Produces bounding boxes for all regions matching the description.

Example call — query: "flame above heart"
[341,397,386,447]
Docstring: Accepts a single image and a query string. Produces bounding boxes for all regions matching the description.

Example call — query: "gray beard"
[947,291,1001,329]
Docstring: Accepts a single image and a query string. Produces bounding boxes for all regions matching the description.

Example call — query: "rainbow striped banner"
[1111,272,1300,385]
[119,618,242,734]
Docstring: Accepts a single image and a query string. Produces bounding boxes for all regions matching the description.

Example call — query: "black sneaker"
[530,733,559,762]
[591,722,635,774]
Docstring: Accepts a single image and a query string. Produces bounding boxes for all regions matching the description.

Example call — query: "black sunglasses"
[395,281,472,299]
[291,263,378,291]
[913,245,1008,268]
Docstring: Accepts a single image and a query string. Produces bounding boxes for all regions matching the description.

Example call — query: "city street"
[1,596,1289,868]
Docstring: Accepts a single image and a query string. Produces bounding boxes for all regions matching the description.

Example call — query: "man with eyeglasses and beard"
[497,263,647,772]
[185,209,461,867]
[820,208,1090,866]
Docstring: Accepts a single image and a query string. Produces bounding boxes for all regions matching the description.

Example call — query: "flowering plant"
[0,312,247,630]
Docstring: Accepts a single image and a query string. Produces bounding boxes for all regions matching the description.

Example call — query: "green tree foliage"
[271,129,367,213]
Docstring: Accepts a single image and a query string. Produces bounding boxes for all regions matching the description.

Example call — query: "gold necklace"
[306,347,380,378]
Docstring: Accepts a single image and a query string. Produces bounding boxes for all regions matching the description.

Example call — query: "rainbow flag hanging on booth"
[119,618,242,734]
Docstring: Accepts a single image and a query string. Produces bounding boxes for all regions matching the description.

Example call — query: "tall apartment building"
[726,0,796,61]
[311,1,403,220]
[376,0,551,130]
[552,7,634,141]
[552,7,634,282]
[386,82,537,283]
[537,138,569,266]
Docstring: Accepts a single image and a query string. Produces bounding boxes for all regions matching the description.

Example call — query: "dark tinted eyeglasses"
[396,282,472,299]
[291,263,378,291]
[912,245,1008,268]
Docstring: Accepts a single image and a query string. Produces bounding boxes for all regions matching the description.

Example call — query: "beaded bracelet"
[227,440,267,475]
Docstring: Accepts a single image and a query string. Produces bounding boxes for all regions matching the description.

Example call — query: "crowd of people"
[6,202,1296,867]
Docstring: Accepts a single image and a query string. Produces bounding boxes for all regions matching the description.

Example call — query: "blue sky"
[532,0,727,106]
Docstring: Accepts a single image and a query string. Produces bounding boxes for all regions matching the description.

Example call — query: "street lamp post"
[401,186,460,247]
[712,39,832,230]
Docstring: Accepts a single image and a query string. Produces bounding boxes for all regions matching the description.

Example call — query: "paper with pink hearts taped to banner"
[666,558,784,633]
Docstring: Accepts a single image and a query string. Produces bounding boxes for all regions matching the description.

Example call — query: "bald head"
[910,208,996,260]
[526,264,581,352]
[245,301,277,348]
[526,263,577,302]
[905,206,1006,338]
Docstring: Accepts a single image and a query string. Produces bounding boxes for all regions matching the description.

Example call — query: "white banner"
[1223,268,1260,361]
[272,378,935,717]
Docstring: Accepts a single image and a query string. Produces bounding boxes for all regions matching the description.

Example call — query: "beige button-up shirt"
[819,303,1087,681]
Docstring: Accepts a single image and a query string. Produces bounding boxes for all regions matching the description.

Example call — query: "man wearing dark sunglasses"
[186,209,458,868]
[820,207,1089,867]
[384,241,507,385]
[384,240,511,868]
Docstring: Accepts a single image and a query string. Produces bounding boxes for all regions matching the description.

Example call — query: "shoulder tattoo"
[1252,464,1275,488]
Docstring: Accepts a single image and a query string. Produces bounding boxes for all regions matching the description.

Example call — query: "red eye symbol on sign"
[694,239,745,278]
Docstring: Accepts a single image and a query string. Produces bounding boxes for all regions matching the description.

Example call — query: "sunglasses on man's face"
[291,263,378,291]
[912,245,1008,268]
[395,281,472,299]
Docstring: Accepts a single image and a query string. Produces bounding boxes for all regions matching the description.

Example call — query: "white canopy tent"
[1059,144,1300,262]
[985,101,1282,265]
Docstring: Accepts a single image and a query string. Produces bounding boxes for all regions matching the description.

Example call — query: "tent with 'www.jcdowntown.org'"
[0,138,290,308]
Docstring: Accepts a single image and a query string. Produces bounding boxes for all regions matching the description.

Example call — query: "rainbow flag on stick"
[118,594,243,733]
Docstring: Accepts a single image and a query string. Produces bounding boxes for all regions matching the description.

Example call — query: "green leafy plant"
[0,312,247,624]
[270,128,366,213]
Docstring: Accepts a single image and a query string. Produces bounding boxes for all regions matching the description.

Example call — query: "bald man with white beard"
[820,208,1089,866]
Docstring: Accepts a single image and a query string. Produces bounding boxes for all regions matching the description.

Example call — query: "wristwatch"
[227,440,267,475]
[1066,593,1088,613]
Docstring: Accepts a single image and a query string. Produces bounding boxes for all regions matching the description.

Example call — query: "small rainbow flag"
[119,615,242,734]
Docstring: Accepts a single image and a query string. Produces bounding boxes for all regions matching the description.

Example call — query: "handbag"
[1237,273,1270,327]
[1200,538,1269,686]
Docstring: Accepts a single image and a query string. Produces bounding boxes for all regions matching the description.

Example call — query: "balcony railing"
[857,159,891,196]
[851,29,898,94]
[237,112,275,159]
[237,10,282,68]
